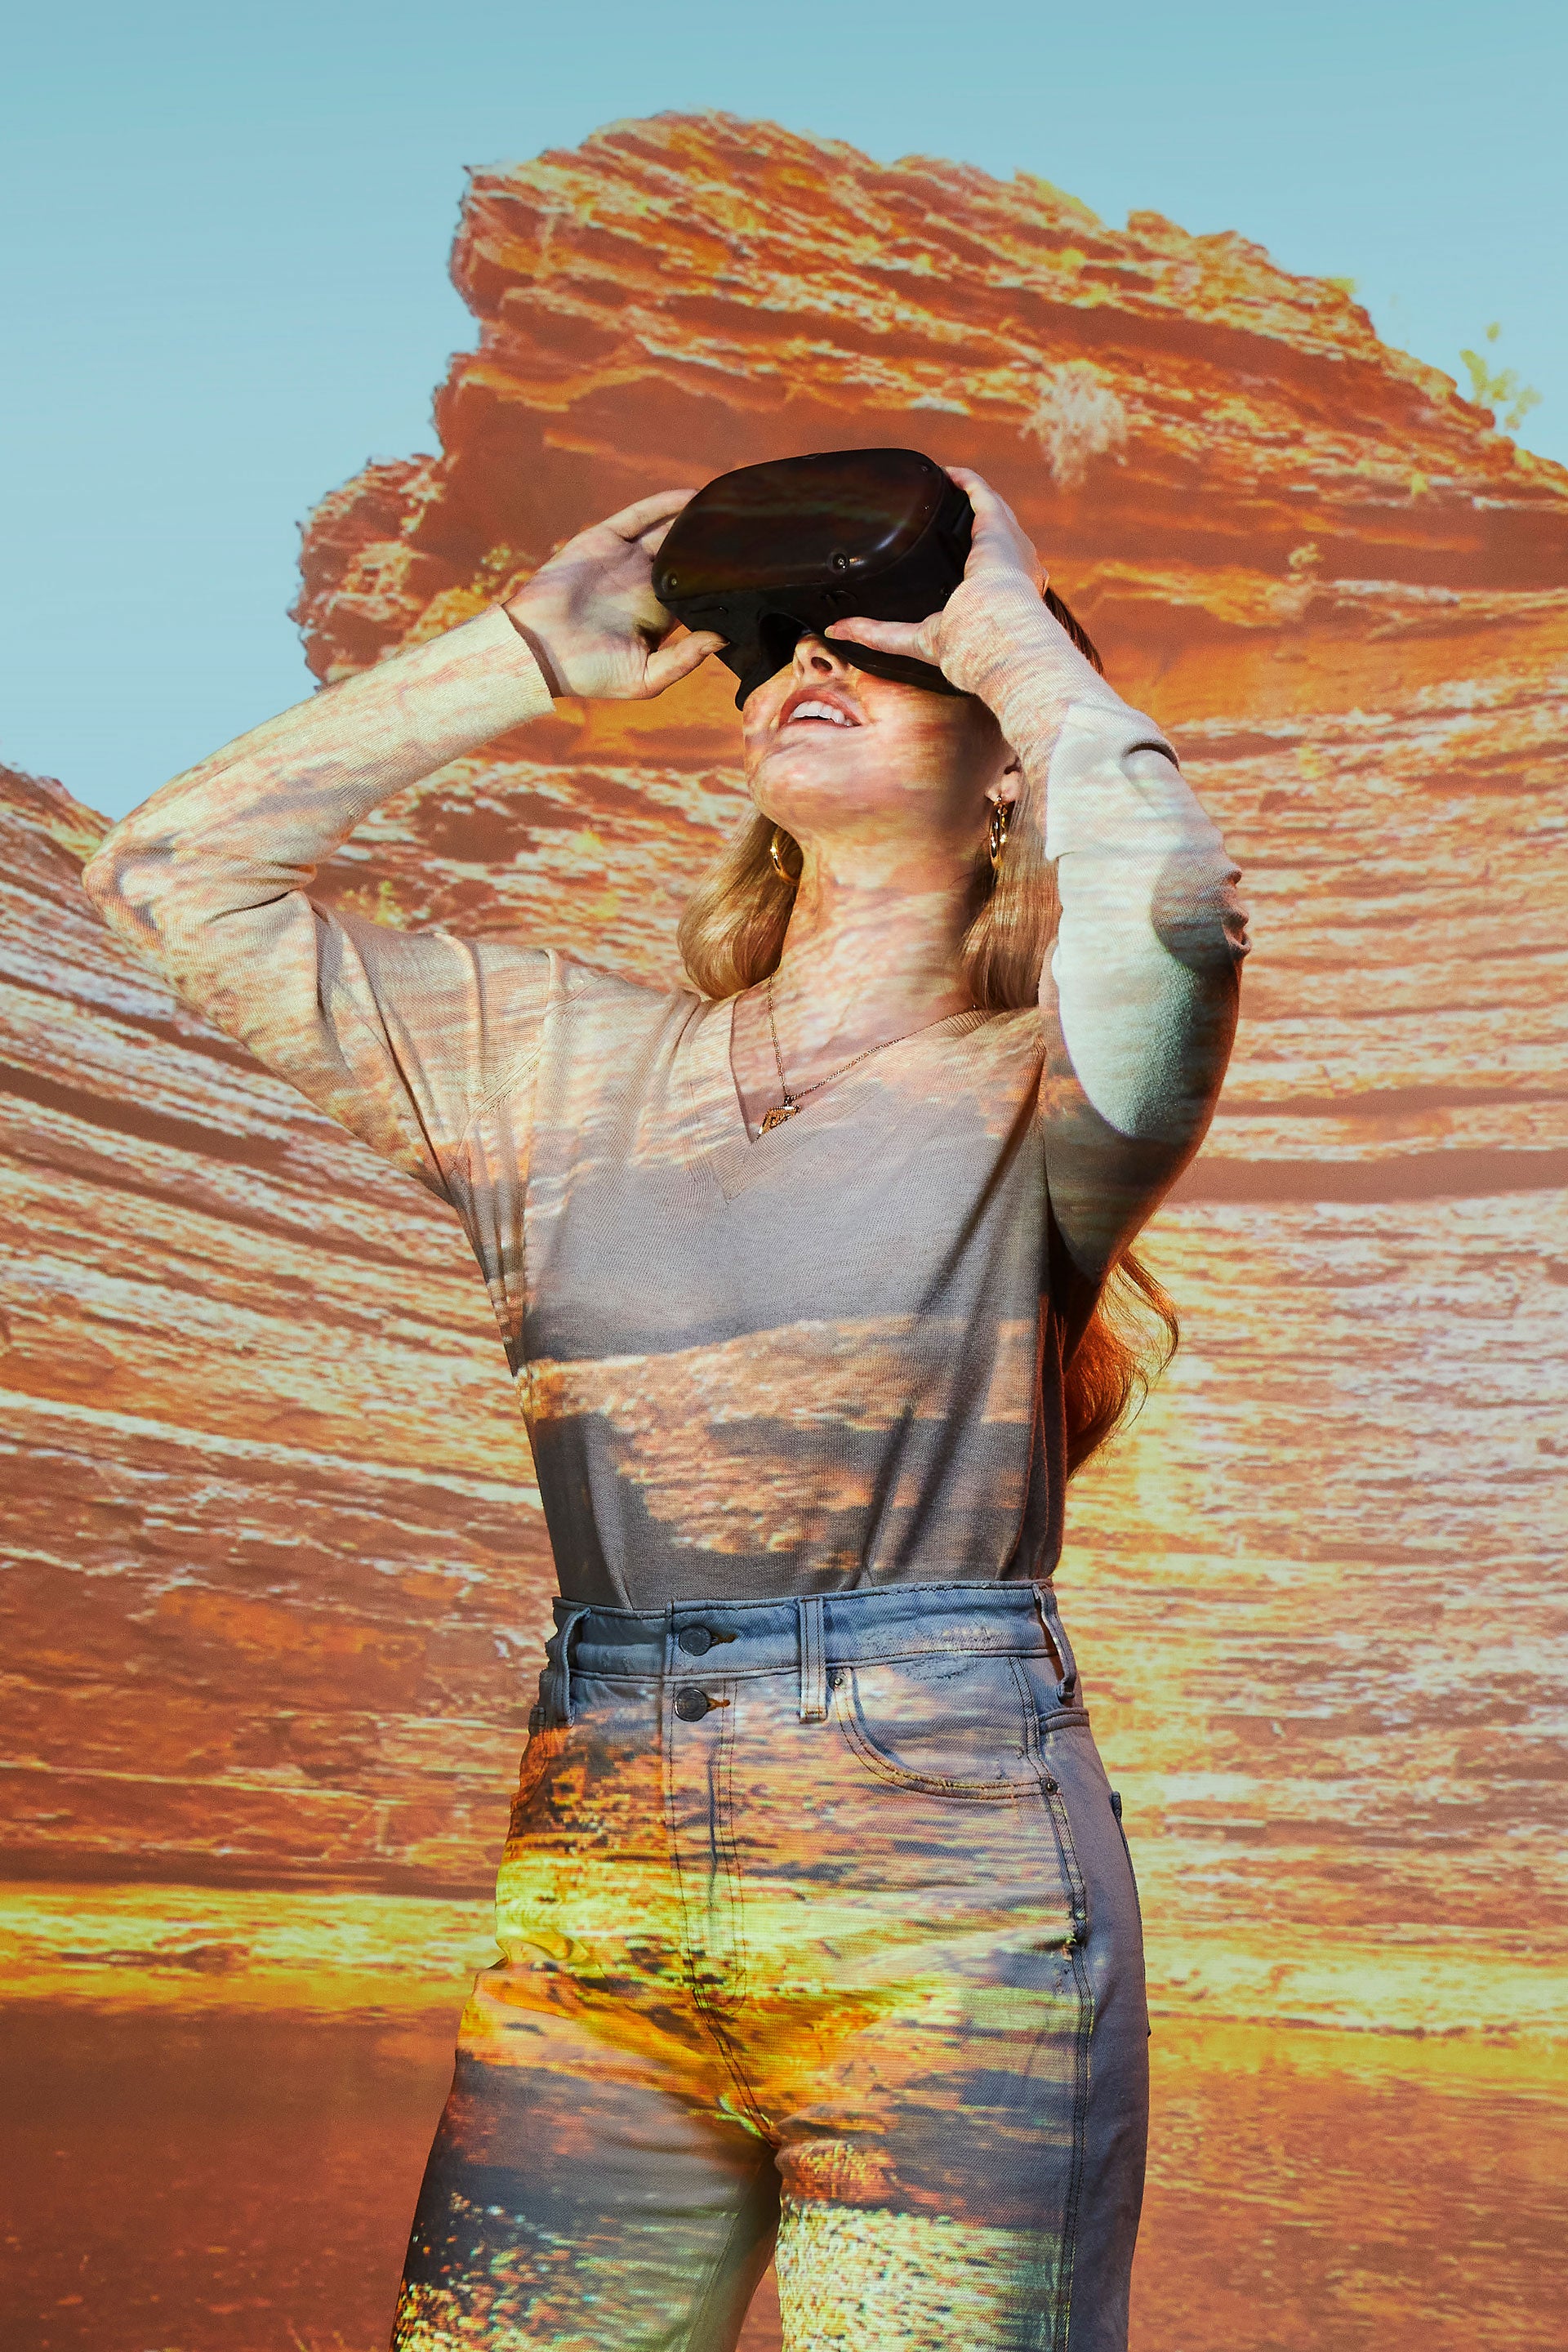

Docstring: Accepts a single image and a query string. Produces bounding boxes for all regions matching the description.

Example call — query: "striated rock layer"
[0,761,549,1891]
[296,115,1568,1185]
[3,114,1566,2042]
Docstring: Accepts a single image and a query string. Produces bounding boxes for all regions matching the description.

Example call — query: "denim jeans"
[391,1580,1148,2352]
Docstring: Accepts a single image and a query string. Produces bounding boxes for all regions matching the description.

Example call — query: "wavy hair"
[676,588,1178,1476]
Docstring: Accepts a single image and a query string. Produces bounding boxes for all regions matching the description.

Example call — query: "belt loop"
[544,1603,590,1726]
[797,1595,827,1723]
[1034,1582,1079,1704]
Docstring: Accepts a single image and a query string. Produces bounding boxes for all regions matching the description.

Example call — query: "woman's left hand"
[824,467,1049,695]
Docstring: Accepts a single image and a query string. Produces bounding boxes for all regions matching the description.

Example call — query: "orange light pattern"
[393,1603,1141,2351]
[2,111,1565,2352]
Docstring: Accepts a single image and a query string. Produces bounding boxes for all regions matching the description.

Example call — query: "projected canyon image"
[2,113,1565,2350]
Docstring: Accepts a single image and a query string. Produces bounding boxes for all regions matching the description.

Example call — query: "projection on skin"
[2,110,1564,2352]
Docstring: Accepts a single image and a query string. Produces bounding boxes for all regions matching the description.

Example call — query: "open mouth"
[779,688,862,729]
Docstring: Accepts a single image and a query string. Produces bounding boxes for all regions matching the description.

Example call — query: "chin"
[748,735,868,799]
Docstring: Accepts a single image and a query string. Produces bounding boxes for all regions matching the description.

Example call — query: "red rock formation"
[278,123,1568,2056]
[294,116,1568,1183]
[6,107,1567,2352]
[6,107,1565,2022]
[0,760,549,1891]
[294,114,1568,687]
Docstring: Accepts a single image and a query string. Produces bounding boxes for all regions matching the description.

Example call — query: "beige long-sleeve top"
[84,603,1248,1609]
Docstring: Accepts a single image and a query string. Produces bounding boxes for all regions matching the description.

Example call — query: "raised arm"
[82,493,723,1194]
[829,469,1249,1283]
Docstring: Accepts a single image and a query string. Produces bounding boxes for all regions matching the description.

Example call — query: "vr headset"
[653,447,977,709]
[655,447,1100,708]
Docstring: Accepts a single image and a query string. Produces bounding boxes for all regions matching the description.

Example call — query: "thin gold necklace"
[760,969,915,1134]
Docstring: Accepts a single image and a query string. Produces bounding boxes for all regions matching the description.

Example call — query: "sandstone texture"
[296,117,1568,1178]
[2,120,1567,2352]
[2,105,1562,2006]
[278,116,1568,2040]
[6,109,1566,2015]
[0,761,547,1893]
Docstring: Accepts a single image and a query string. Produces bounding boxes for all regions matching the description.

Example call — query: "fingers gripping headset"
[653,447,1102,707]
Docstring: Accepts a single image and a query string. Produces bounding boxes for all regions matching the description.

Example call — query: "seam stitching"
[832,1673,1087,1799]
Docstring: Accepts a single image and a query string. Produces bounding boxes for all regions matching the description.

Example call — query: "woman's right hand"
[502,490,724,701]
[822,467,1051,701]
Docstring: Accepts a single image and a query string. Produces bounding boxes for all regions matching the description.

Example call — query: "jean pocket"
[832,1649,1048,1797]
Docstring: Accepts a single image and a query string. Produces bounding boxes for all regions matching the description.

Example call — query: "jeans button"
[674,1686,713,1722]
[678,1627,714,1655]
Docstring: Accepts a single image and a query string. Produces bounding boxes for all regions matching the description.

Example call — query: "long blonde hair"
[676,590,1178,1477]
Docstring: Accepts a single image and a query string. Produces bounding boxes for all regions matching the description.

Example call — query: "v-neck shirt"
[85,603,1249,1608]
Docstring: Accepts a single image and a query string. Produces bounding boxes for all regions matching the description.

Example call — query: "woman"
[85,466,1248,2352]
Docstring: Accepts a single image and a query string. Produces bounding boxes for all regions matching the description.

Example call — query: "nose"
[791,631,852,681]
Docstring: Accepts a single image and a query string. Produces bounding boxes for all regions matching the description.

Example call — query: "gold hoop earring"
[987,800,1013,872]
[769,826,803,884]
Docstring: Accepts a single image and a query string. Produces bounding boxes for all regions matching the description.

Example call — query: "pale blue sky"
[3,0,1561,818]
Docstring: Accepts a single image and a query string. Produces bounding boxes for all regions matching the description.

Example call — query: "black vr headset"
[654,446,1101,708]
[653,447,976,709]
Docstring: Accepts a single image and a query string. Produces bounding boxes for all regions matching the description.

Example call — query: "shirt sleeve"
[951,585,1250,1282]
[82,606,559,1198]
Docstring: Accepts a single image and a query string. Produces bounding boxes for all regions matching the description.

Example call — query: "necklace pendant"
[760,1097,799,1134]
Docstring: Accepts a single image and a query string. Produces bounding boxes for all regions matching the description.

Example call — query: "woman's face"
[741,634,1011,861]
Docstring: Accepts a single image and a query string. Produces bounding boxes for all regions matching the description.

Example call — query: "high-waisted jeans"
[390,1580,1149,2352]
